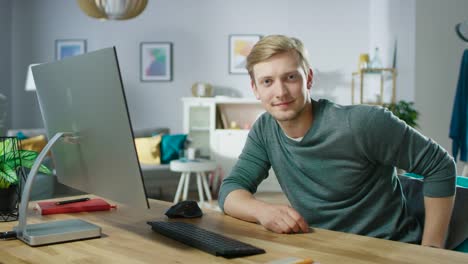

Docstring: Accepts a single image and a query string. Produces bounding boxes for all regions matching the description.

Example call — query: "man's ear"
[307,68,313,90]
[251,79,260,99]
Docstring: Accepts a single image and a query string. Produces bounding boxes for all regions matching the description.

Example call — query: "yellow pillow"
[20,135,47,153]
[134,135,162,164]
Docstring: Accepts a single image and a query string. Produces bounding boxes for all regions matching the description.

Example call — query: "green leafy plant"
[383,100,419,128]
[0,138,52,189]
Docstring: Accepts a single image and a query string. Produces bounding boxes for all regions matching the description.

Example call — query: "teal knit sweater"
[219,99,456,243]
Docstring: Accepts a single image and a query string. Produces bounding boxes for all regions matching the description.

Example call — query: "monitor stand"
[15,132,101,246]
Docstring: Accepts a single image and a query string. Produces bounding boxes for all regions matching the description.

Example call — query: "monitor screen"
[32,47,149,209]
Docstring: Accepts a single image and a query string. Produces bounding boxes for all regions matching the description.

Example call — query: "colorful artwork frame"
[229,34,261,74]
[55,39,87,60]
[140,42,173,82]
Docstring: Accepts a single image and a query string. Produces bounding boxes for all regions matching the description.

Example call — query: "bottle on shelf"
[369,47,383,69]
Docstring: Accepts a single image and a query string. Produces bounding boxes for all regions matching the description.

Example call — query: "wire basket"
[0,137,27,222]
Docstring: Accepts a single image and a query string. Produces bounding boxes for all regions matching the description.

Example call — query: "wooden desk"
[1,198,467,264]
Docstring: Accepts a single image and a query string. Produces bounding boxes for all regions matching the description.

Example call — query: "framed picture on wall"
[55,39,87,60]
[229,34,261,74]
[140,42,173,82]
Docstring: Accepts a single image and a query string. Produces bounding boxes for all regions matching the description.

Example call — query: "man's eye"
[288,74,297,80]
[262,79,272,85]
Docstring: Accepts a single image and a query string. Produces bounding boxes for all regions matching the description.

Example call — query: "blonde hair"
[246,35,311,80]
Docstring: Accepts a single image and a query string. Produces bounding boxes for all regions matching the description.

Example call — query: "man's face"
[251,51,312,122]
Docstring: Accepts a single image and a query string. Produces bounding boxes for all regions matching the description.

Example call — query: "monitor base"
[15,219,101,246]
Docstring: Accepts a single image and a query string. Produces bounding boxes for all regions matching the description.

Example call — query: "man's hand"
[256,204,309,234]
[223,189,309,234]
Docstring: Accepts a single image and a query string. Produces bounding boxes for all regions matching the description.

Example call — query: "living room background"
[1,0,467,172]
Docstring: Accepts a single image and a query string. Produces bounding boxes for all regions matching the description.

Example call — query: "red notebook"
[35,198,116,215]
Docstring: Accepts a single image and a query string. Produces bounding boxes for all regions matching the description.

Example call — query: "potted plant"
[0,137,51,221]
[383,100,419,128]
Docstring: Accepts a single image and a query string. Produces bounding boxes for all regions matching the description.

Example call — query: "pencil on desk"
[267,257,315,264]
[293,258,314,264]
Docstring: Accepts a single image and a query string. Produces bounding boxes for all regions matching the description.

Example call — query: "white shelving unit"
[182,97,281,192]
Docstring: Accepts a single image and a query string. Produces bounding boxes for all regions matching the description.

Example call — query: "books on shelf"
[216,105,228,129]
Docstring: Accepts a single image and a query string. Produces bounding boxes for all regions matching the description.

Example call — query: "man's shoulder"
[347,103,385,118]
[318,99,384,119]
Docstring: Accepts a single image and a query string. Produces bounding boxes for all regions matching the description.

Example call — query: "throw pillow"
[399,174,468,249]
[160,134,187,164]
[20,135,47,153]
[134,135,162,165]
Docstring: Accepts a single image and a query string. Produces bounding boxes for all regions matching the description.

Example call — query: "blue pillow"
[160,134,187,164]
[16,131,28,140]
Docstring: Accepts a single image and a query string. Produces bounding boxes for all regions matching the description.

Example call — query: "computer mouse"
[165,200,203,218]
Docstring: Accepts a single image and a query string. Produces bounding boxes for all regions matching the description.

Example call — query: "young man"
[218,35,456,248]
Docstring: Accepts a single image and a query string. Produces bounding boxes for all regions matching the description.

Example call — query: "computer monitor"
[33,47,149,208]
[16,47,149,246]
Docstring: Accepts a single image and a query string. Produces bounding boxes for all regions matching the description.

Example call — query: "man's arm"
[421,196,454,248]
[350,106,456,246]
[223,189,309,234]
[219,116,307,233]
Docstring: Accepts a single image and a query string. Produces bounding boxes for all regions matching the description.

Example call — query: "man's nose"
[274,81,289,97]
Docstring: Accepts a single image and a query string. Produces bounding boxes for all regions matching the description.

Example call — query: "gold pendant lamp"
[77,0,148,20]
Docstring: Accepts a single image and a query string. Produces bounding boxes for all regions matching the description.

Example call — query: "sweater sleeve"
[217,118,271,211]
[349,106,456,197]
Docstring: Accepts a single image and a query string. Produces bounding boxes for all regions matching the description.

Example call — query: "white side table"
[170,159,217,204]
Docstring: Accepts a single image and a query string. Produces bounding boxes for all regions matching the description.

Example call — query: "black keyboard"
[147,221,265,258]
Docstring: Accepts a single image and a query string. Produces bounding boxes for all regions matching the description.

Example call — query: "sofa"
[8,127,197,202]
[133,127,197,201]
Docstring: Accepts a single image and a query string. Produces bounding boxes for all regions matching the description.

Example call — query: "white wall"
[6,0,466,173]
[10,0,370,133]
[414,0,468,173]
[368,0,415,102]
[387,0,416,101]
